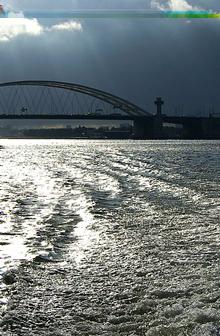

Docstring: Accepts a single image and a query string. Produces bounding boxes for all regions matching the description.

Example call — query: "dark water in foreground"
[0,140,220,335]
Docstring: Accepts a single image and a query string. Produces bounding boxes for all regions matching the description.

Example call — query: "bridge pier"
[133,97,164,139]
[200,117,220,139]
[183,117,220,139]
[182,120,204,139]
[133,115,163,139]
[133,117,153,139]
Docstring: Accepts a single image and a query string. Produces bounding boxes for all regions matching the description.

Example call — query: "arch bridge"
[0,80,151,118]
[0,80,162,137]
[1,81,217,139]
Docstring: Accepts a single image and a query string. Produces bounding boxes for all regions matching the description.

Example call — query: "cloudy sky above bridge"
[0,0,220,115]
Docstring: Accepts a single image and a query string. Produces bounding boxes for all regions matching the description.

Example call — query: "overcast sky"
[0,0,220,115]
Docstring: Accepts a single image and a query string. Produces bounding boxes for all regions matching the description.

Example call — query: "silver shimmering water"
[0,140,220,335]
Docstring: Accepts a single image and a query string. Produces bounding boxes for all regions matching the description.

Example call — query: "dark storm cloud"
[0,0,220,115]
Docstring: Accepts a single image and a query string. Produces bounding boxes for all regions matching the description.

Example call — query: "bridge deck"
[0,114,217,122]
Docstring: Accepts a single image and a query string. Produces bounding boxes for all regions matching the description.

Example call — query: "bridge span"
[0,81,219,139]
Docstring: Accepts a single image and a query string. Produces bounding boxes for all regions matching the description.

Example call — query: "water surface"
[0,140,219,335]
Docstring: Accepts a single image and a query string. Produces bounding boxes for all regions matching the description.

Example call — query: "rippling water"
[0,139,220,335]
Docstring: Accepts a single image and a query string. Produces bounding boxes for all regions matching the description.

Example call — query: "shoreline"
[1,137,220,141]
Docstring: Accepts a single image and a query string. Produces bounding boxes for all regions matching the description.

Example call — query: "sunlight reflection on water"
[66,192,99,266]
[0,139,219,334]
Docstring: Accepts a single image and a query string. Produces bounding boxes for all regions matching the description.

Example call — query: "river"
[0,139,219,335]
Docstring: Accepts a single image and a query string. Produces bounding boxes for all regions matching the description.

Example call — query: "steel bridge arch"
[0,80,151,116]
